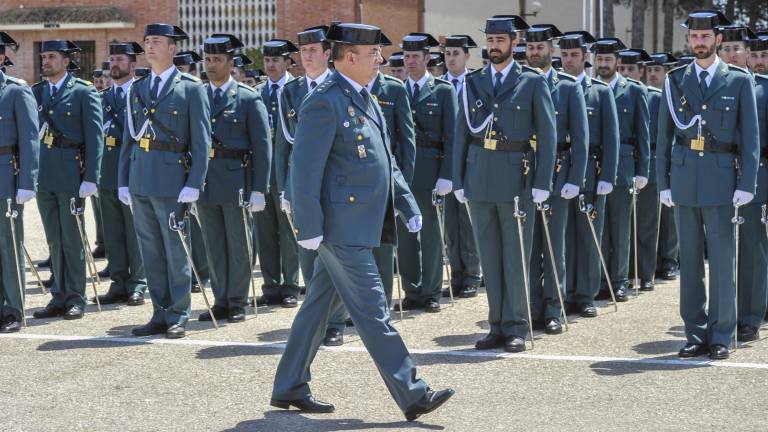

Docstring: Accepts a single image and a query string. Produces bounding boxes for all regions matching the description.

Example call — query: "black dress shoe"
[459,285,478,298]
[709,344,729,360]
[0,319,21,333]
[404,388,455,422]
[191,283,202,293]
[475,333,505,350]
[737,325,759,342]
[91,245,106,259]
[323,328,344,346]
[33,304,64,319]
[166,324,186,339]
[640,280,655,291]
[131,322,167,336]
[579,304,597,318]
[199,306,228,322]
[42,275,54,289]
[37,256,51,269]
[282,295,298,308]
[127,292,145,306]
[63,305,84,320]
[678,343,708,358]
[95,292,128,305]
[228,307,246,323]
[256,295,282,307]
[299,286,307,295]
[615,287,629,302]
[545,318,563,335]
[270,396,335,413]
[661,265,679,281]
[97,267,109,279]
[393,298,423,312]
[344,318,354,327]
[441,286,461,298]
[504,335,526,353]
[424,300,441,313]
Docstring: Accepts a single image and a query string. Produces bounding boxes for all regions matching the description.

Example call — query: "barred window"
[178,0,277,52]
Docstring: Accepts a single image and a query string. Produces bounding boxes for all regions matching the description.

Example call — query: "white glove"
[15,189,35,204]
[733,190,754,206]
[660,189,674,207]
[560,183,580,200]
[407,215,423,233]
[633,176,649,190]
[248,191,266,212]
[597,181,613,195]
[434,178,453,196]
[298,235,323,250]
[118,187,132,206]
[177,187,199,203]
[280,192,291,214]
[531,188,550,204]
[79,181,98,198]
[453,189,468,204]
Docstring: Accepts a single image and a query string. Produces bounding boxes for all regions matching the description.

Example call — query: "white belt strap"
[461,81,493,134]
[664,76,701,132]
[125,82,151,141]
[38,122,48,141]
[276,92,295,145]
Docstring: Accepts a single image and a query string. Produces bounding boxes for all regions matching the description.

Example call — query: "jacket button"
[212,119,216,123]
[357,135,363,141]
[349,196,355,203]
[698,152,704,157]
[701,120,706,125]
[493,103,498,108]
[701,104,707,110]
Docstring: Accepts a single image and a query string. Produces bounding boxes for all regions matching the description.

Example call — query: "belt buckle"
[209,148,215,159]
[690,137,705,151]
[44,133,54,148]
[483,138,497,151]
[139,138,150,152]
[105,136,117,148]
[529,135,538,152]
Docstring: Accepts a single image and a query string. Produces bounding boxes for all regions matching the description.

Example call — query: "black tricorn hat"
[647,52,678,66]
[719,25,756,43]
[134,67,150,78]
[387,51,405,67]
[558,31,596,49]
[297,25,329,46]
[203,33,244,54]
[682,10,731,30]
[590,37,627,54]
[618,48,652,64]
[526,24,563,43]
[326,23,388,45]
[428,52,444,67]
[3,57,14,67]
[749,31,768,51]
[67,60,80,71]
[233,54,253,68]
[481,47,489,59]
[0,32,19,54]
[482,15,530,34]
[513,43,527,60]
[262,39,300,57]
[41,40,80,54]
[551,56,562,69]
[401,32,440,51]
[173,50,203,66]
[109,42,144,57]
[444,35,478,49]
[676,55,695,66]
[245,69,265,78]
[144,23,188,41]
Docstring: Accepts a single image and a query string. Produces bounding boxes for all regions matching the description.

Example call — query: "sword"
[5,199,26,327]
[169,209,218,329]
[23,244,48,294]
[578,194,618,312]
[238,189,259,316]
[630,177,640,296]
[732,203,744,351]
[432,190,454,306]
[393,246,405,324]
[536,202,568,331]
[69,198,101,312]
[514,196,535,350]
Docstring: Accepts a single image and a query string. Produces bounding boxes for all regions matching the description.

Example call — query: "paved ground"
[2,202,767,432]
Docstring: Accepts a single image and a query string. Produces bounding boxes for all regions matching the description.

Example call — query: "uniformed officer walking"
[0,32,39,332]
[271,23,453,421]
[196,33,271,323]
[593,37,650,302]
[95,42,148,307]
[657,10,759,360]
[441,34,482,300]
[119,23,211,338]
[525,24,588,334]
[559,31,620,318]
[32,40,103,321]
[453,15,557,352]
[396,32,457,314]
[255,39,300,308]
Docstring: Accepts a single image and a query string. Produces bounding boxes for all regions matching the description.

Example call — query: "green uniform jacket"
[453,63,557,201]
[547,70,588,189]
[274,75,310,200]
[754,73,768,203]
[33,73,103,194]
[370,72,416,184]
[199,81,271,205]
[581,76,619,191]
[647,86,662,183]
[256,74,294,190]
[100,85,127,190]
[657,61,759,206]
[0,71,39,198]
[118,69,211,197]
[612,75,650,186]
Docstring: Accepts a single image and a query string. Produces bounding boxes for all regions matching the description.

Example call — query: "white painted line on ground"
[2,332,768,371]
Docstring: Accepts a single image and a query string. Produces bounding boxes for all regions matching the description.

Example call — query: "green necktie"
[493,71,503,95]
[699,70,709,96]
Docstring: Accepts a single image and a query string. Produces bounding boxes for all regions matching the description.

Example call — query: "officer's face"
[486,34,513,65]
[40,51,68,78]
[688,30,721,60]
[444,48,469,75]
[646,65,667,88]
[720,42,749,68]
[617,61,644,81]
[300,43,330,75]
[404,51,429,79]
[428,65,445,77]
[204,53,233,83]
[750,49,768,74]
[94,76,105,90]
[101,74,113,88]
[230,67,246,82]
[388,66,406,81]
[336,45,381,84]
[243,77,258,87]
[109,54,133,80]
[264,56,289,81]
[144,36,176,64]
[525,41,553,69]
[594,53,617,79]
[560,48,586,76]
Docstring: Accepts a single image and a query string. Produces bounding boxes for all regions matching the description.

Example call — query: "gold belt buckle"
[483,138,498,151]
[139,138,150,152]
[690,136,705,151]
[209,148,215,159]
[529,134,538,152]
[105,136,117,148]
[44,132,54,148]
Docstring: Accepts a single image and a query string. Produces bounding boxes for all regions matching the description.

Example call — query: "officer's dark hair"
[321,41,332,52]
[332,43,358,61]
[445,46,470,54]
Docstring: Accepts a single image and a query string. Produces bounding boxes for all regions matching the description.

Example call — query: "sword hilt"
[69,197,85,216]
[238,188,248,209]
[732,204,744,225]
[762,204,768,225]
[431,190,444,207]
[578,194,597,220]
[629,177,640,195]
[169,211,186,232]
[5,198,18,219]
[513,196,526,220]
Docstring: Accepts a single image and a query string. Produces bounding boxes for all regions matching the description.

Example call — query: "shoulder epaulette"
[383,74,404,85]
[647,86,662,93]
[179,72,201,82]
[727,64,749,74]
[668,64,688,75]
[754,73,768,82]
[626,77,644,86]
[467,67,485,78]
[521,65,543,75]
[236,82,256,93]
[75,78,93,86]
[314,77,336,94]
[4,76,26,86]
[591,79,609,87]
[32,80,46,88]
[555,71,577,82]
[432,77,452,87]
[283,78,302,91]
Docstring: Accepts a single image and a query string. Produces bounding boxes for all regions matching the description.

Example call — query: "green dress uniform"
[657,56,759,350]
[119,27,211,329]
[529,63,589,324]
[34,53,104,314]
[454,17,557,343]
[197,35,271,317]
[0,67,39,326]
[256,63,299,303]
[398,37,457,307]
[272,50,431,412]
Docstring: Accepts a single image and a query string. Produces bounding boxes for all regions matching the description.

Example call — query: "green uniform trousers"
[99,189,147,296]
[397,190,443,303]
[0,205,25,321]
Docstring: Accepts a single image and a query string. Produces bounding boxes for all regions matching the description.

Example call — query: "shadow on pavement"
[431,333,486,348]
[37,338,146,351]
[631,339,685,355]
[589,355,709,376]
[196,344,284,360]
[221,410,444,431]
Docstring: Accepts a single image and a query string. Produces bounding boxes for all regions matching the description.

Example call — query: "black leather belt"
[557,142,570,152]
[416,137,444,149]
[138,139,187,153]
[676,135,736,154]
[471,137,531,152]
[0,145,17,155]
[210,146,250,160]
